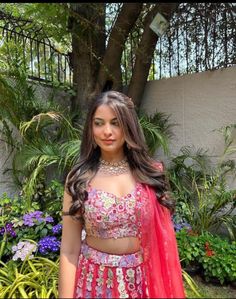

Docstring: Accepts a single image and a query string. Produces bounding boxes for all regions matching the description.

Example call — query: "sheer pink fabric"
[141,184,186,298]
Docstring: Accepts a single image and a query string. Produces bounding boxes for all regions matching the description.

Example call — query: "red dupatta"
[141,184,186,298]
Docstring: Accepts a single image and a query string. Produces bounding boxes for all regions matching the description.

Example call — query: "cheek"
[92,126,100,138]
[117,130,125,142]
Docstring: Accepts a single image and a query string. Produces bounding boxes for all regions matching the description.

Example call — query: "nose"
[104,124,112,136]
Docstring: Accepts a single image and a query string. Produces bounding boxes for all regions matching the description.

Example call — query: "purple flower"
[174,221,192,232]
[52,224,62,235]
[45,216,54,223]
[0,223,16,237]
[38,236,60,255]
[22,211,55,227]
[23,211,44,226]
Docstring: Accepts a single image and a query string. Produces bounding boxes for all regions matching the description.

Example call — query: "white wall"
[141,66,236,187]
[141,66,236,156]
[0,136,17,197]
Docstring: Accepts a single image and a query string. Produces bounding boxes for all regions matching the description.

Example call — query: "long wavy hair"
[66,90,175,215]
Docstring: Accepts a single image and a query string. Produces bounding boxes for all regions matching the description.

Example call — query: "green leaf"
[40,228,48,237]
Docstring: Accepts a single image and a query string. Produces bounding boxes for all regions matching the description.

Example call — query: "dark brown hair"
[66,90,175,215]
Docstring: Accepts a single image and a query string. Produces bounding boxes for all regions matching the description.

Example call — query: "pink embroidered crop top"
[83,182,146,239]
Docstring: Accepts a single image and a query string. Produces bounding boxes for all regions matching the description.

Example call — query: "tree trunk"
[69,3,106,117]
[69,3,178,116]
[95,3,143,94]
[128,3,179,108]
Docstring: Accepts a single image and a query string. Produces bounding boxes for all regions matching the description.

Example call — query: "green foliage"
[182,269,203,298]
[191,178,235,234]
[0,48,64,143]
[0,54,43,129]
[18,120,81,201]
[42,180,64,219]
[0,53,80,202]
[177,229,205,267]
[138,109,175,156]
[200,237,236,285]
[176,229,236,285]
[0,3,71,51]
[0,256,59,298]
[0,192,40,225]
[169,134,236,237]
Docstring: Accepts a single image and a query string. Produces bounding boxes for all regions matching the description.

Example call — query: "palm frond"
[182,269,202,298]
[20,111,81,141]
[14,138,81,199]
[59,139,81,170]
[138,110,175,155]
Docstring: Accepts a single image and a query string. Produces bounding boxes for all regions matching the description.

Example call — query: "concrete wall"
[141,66,236,156]
[141,65,236,187]
[0,134,17,197]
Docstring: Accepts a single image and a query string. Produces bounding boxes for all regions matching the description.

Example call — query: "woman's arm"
[58,190,83,299]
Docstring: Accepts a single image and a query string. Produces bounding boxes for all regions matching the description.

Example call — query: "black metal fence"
[122,3,236,84]
[153,3,236,80]
[0,10,72,87]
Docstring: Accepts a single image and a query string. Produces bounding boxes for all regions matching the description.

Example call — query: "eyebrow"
[93,117,118,121]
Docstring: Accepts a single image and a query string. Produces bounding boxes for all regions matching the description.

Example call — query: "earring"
[126,142,131,149]
[93,141,97,149]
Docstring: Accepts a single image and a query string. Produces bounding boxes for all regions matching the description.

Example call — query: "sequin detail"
[81,242,143,267]
[84,183,145,239]
[74,242,147,298]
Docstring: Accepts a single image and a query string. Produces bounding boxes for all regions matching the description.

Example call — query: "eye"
[111,120,119,126]
[94,120,103,126]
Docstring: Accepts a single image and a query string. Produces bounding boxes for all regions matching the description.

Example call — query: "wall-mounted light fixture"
[149,12,169,37]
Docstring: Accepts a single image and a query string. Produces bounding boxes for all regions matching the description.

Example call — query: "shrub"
[176,228,236,285]
[0,256,59,298]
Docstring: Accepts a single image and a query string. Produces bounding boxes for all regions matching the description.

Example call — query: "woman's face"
[92,104,125,156]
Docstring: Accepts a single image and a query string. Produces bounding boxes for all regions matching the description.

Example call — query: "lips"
[102,139,114,144]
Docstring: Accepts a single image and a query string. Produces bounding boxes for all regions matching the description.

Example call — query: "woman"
[58,90,185,298]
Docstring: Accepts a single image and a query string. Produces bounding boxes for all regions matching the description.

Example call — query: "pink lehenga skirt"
[73,242,148,298]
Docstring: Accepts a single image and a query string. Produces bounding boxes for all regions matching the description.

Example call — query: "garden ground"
[185,274,236,298]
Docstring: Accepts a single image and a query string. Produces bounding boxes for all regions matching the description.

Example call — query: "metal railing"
[0,11,73,87]
[122,3,236,84]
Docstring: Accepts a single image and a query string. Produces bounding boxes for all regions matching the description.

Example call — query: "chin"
[101,147,116,152]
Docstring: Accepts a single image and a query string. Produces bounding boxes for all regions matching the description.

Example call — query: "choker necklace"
[98,158,129,176]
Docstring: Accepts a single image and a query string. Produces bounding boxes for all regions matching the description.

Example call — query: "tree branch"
[128,3,179,108]
[95,3,143,93]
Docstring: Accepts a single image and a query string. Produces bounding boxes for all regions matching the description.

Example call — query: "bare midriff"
[85,235,141,255]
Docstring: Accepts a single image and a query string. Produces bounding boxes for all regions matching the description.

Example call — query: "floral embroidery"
[107,269,114,288]
[74,184,151,298]
[126,268,135,277]
[103,196,116,209]
[117,270,128,297]
[128,282,135,291]
[84,183,146,239]
[74,243,147,298]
